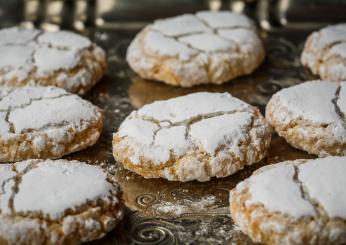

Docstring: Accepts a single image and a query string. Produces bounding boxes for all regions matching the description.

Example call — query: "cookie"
[0,86,103,162]
[113,92,271,182]
[301,24,346,81]
[229,156,346,245]
[0,27,107,95]
[126,11,265,87]
[266,80,346,156]
[0,159,123,245]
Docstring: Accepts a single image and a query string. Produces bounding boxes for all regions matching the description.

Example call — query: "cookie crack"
[293,163,331,240]
[332,83,346,129]
[0,93,70,113]
[0,88,16,104]
[146,109,252,150]
[138,108,251,130]
[317,40,346,69]
[7,161,39,214]
[1,93,70,134]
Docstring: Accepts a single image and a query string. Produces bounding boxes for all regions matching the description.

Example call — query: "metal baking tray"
[0,0,335,244]
[67,27,317,244]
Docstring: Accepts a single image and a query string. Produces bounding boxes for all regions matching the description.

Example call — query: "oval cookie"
[126,11,265,87]
[301,24,346,81]
[0,159,123,245]
[0,86,103,162]
[266,80,346,156]
[113,92,271,182]
[0,27,107,95]
[230,156,346,245]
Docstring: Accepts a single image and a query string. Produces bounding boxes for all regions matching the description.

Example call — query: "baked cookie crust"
[301,24,346,81]
[0,159,123,245]
[0,86,103,162]
[0,27,107,95]
[113,92,271,182]
[266,80,346,156]
[230,157,346,245]
[126,11,265,87]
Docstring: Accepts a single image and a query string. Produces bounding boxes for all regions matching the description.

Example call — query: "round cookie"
[301,24,346,81]
[0,27,107,95]
[0,86,103,162]
[229,156,346,245]
[126,11,265,87]
[0,159,123,245]
[266,80,346,156]
[113,92,271,182]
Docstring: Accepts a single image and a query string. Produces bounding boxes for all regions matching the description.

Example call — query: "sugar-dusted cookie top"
[301,24,346,81]
[0,27,107,95]
[126,11,264,87]
[266,80,346,156]
[230,156,346,245]
[0,159,123,244]
[113,92,271,182]
[0,86,103,162]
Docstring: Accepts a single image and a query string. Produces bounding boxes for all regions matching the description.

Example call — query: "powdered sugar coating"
[126,11,264,87]
[245,162,316,218]
[0,159,123,244]
[113,92,271,181]
[298,157,346,219]
[266,80,346,156]
[0,27,106,95]
[230,157,346,245]
[301,24,346,81]
[0,86,103,162]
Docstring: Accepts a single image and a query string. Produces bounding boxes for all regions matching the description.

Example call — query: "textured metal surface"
[60,29,317,244]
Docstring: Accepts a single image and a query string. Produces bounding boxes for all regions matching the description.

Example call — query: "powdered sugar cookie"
[126,11,265,87]
[0,159,123,245]
[266,80,346,156]
[0,27,107,95]
[113,92,271,182]
[0,86,103,162]
[230,156,346,245]
[301,24,346,81]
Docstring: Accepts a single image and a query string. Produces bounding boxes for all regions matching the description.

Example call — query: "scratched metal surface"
[62,28,317,245]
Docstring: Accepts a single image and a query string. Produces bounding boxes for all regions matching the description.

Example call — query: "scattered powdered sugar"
[152,195,216,216]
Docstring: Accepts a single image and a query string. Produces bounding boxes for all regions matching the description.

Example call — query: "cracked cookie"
[126,11,265,87]
[0,159,123,245]
[266,80,346,156]
[230,156,346,245]
[113,92,271,182]
[301,24,346,81]
[0,86,103,162]
[0,27,107,95]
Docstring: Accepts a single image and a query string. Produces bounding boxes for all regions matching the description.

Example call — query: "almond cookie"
[126,11,265,87]
[113,92,271,182]
[0,86,103,162]
[0,27,107,95]
[0,159,123,245]
[301,24,346,81]
[266,80,346,156]
[230,156,346,245]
